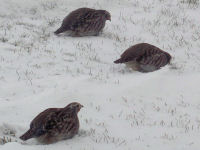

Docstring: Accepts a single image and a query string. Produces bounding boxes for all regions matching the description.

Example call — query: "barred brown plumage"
[54,8,111,36]
[114,43,171,72]
[20,102,83,144]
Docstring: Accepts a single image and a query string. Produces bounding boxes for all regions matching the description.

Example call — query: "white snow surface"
[0,0,200,149]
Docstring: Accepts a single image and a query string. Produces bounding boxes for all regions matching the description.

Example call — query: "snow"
[0,0,200,149]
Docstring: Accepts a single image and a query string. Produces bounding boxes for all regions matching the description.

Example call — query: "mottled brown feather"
[54,7,111,36]
[20,102,83,144]
[114,43,171,72]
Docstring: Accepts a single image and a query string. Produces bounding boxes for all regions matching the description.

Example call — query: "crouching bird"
[20,102,83,144]
[54,7,111,36]
[114,43,172,73]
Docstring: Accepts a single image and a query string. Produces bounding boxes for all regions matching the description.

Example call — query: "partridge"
[20,102,83,144]
[114,43,171,72]
[54,7,111,36]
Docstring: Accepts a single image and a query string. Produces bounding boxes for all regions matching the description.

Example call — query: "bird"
[20,102,83,144]
[114,43,171,72]
[54,7,111,36]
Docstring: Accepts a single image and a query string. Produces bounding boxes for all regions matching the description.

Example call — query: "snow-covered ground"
[0,0,200,149]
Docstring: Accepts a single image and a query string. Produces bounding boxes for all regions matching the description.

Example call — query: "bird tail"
[114,58,122,64]
[20,129,34,141]
[54,27,66,35]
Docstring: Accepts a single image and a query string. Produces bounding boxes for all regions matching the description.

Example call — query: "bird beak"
[81,105,84,108]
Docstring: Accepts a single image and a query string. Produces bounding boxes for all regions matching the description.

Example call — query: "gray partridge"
[114,43,171,72]
[20,102,83,144]
[54,7,111,36]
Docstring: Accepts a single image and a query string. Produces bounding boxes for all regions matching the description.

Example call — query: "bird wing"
[70,10,100,30]
[30,108,59,136]
[136,53,167,68]
[117,44,148,63]
[62,8,96,29]
[43,108,76,130]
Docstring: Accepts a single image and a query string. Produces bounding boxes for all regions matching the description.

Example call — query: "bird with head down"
[54,7,111,36]
[114,43,172,73]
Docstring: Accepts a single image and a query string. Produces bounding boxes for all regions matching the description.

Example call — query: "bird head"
[97,10,111,21]
[66,102,83,113]
[104,10,111,21]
